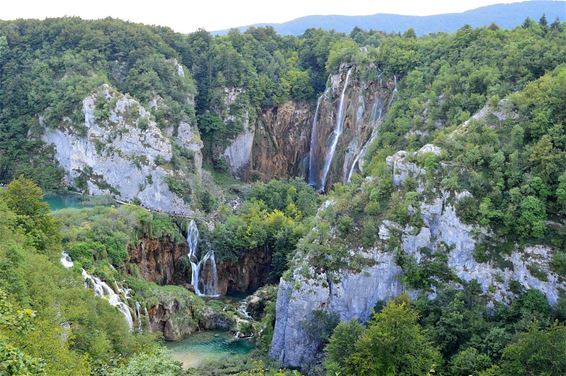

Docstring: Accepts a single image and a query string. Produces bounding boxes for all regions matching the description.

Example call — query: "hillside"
[216,1,566,36]
[0,14,565,376]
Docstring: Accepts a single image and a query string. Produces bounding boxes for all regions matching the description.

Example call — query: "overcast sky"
[2,0,527,33]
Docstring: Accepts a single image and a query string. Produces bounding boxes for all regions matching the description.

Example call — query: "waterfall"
[187,220,219,297]
[60,252,74,269]
[346,75,398,182]
[319,68,352,192]
[135,301,143,333]
[82,269,134,330]
[308,91,326,188]
[238,300,252,320]
[343,93,366,182]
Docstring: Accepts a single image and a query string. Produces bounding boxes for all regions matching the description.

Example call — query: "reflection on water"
[165,331,255,369]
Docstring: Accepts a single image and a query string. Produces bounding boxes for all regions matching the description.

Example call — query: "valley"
[0,9,565,376]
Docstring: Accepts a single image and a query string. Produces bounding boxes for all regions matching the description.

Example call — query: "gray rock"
[43,84,199,215]
[270,251,404,368]
[270,144,564,370]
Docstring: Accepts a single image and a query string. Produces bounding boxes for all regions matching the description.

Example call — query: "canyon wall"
[270,144,565,369]
[221,64,396,191]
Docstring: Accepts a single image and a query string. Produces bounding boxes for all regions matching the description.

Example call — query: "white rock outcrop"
[270,144,564,369]
[43,84,199,215]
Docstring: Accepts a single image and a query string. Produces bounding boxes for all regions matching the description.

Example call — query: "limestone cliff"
[42,83,203,215]
[308,64,396,191]
[218,64,396,189]
[269,143,564,369]
[127,236,186,285]
[213,248,272,295]
[250,101,312,181]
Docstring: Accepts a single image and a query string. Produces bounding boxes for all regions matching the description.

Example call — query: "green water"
[165,331,255,369]
[43,194,114,211]
[43,194,85,211]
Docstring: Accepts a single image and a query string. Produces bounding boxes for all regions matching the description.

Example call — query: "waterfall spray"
[319,68,352,192]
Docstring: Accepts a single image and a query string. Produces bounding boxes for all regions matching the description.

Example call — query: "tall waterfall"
[308,93,325,188]
[319,68,352,192]
[346,75,398,182]
[187,220,219,297]
[82,269,134,330]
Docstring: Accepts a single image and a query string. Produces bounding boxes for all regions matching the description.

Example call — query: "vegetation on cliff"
[0,12,565,376]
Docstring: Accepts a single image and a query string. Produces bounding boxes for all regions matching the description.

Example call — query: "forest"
[0,13,565,376]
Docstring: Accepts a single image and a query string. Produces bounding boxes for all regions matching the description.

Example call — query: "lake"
[43,193,114,211]
[165,331,255,369]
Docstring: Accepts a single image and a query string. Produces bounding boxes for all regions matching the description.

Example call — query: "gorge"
[0,13,565,376]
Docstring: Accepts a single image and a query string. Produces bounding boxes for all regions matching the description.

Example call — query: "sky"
[1,0,528,33]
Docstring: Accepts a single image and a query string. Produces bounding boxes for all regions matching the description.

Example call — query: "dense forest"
[1,13,565,376]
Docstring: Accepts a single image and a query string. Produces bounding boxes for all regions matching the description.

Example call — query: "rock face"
[42,84,202,215]
[270,143,564,369]
[218,64,396,189]
[270,251,404,367]
[127,236,186,285]
[308,64,396,191]
[128,234,271,296]
[206,248,272,296]
[250,101,312,181]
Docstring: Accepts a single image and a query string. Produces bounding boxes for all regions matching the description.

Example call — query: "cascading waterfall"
[60,252,74,268]
[82,269,134,330]
[187,220,219,297]
[238,300,252,320]
[60,252,143,332]
[346,75,398,182]
[319,68,352,192]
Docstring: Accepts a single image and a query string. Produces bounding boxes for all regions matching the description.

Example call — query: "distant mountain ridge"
[214,1,566,35]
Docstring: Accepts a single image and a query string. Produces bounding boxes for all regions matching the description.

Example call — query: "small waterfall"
[319,68,352,192]
[237,299,252,320]
[82,269,134,330]
[60,252,74,269]
[187,220,220,297]
[135,301,143,333]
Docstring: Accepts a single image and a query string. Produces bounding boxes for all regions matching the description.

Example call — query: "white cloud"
[1,0,525,33]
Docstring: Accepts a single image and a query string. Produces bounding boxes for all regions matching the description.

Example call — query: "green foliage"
[165,176,192,204]
[326,38,363,72]
[110,348,183,376]
[346,295,441,375]
[213,179,316,282]
[301,310,340,347]
[55,205,183,272]
[496,324,566,376]
[0,179,160,374]
[0,289,46,375]
[1,177,61,253]
[324,320,364,375]
[449,347,492,376]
